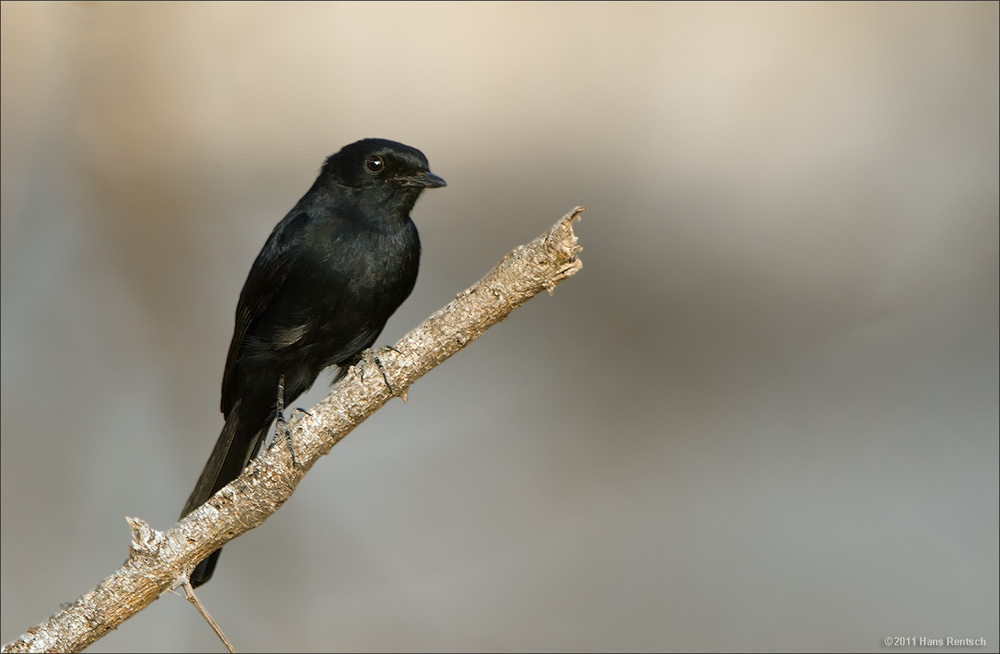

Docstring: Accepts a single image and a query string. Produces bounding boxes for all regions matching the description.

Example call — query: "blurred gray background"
[2,2,997,652]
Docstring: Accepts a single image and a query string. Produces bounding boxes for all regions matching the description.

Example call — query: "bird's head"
[322,138,446,194]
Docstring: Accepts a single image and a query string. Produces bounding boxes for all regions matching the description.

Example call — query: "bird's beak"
[401,171,447,189]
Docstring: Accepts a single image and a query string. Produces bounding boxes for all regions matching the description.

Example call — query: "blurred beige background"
[2,2,997,652]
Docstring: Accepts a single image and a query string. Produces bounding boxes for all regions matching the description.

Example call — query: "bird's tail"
[180,400,268,587]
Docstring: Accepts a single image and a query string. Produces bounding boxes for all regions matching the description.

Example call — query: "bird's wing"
[220,211,312,417]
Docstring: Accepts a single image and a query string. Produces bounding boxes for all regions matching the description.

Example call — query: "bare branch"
[1,207,585,653]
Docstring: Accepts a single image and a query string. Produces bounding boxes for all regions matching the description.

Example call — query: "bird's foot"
[356,349,404,400]
[372,352,394,395]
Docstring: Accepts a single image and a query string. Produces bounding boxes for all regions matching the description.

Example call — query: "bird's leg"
[274,374,286,431]
[273,375,297,467]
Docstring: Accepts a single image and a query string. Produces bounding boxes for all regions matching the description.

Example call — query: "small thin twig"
[180,579,236,653]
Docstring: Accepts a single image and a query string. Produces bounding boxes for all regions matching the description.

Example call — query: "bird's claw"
[355,349,402,398]
[372,352,394,395]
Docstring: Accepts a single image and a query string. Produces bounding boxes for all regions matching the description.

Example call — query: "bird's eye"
[365,155,385,175]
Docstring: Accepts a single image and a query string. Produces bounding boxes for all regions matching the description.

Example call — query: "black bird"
[181,138,445,587]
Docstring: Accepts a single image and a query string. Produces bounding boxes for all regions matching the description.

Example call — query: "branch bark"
[2,207,586,654]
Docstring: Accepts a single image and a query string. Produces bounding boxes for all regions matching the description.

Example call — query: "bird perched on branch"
[181,138,446,586]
